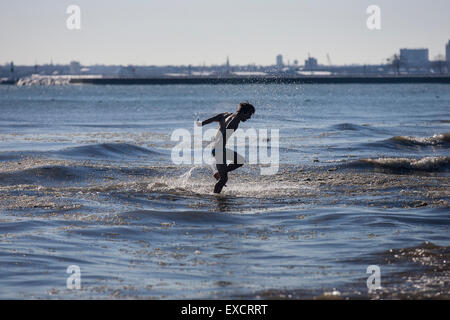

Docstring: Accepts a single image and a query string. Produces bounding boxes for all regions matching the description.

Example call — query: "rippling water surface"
[0,84,449,299]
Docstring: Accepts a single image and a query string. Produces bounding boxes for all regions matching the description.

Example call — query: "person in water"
[196,102,255,194]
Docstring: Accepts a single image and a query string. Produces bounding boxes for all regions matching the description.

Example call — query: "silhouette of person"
[196,102,255,194]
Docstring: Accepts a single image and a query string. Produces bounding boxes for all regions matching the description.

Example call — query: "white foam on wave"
[361,156,450,171]
[391,133,450,146]
[146,166,316,198]
[147,166,215,195]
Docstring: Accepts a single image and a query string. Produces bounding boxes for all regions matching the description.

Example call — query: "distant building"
[69,61,81,74]
[446,40,450,63]
[276,54,283,68]
[399,48,429,67]
[304,57,318,70]
[118,65,136,76]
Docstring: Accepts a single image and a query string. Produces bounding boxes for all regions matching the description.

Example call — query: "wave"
[361,133,450,152]
[384,133,449,148]
[50,143,161,160]
[381,241,449,267]
[0,152,24,161]
[360,156,450,172]
[429,120,450,124]
[0,163,157,187]
[391,133,450,145]
[0,165,92,186]
[330,123,382,132]
[331,155,450,173]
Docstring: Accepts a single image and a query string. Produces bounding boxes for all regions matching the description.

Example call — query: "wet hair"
[238,102,255,115]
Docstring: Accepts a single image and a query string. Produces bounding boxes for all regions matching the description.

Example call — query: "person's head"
[237,102,255,122]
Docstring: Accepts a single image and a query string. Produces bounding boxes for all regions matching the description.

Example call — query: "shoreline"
[70,75,450,85]
[2,75,450,85]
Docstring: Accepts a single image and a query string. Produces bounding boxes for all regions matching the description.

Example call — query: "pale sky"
[1,0,449,66]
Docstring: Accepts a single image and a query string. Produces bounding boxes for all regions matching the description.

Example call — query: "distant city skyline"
[1,0,449,66]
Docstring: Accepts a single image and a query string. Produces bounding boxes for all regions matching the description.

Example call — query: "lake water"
[0,84,449,299]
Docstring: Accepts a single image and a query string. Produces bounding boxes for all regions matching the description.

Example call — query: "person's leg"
[226,149,244,172]
[213,149,244,193]
[214,163,228,194]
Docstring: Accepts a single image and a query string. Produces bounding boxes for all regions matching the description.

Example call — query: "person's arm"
[200,113,224,126]
[198,112,231,126]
